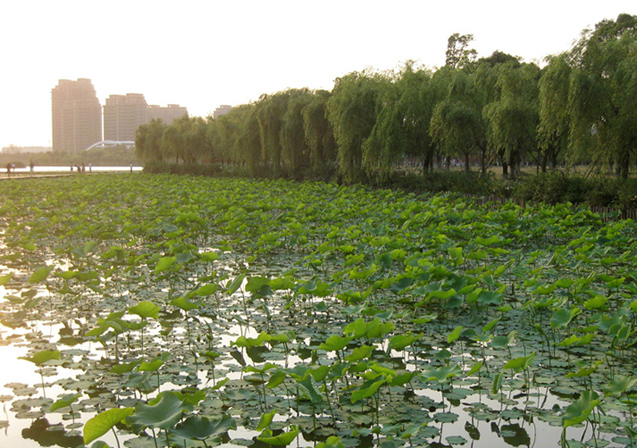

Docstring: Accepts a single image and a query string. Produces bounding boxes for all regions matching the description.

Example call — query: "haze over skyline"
[1,0,635,151]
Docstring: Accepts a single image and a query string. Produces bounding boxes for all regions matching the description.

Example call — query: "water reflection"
[22,418,83,448]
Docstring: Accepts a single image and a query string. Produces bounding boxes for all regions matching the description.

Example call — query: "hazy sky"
[1,1,635,150]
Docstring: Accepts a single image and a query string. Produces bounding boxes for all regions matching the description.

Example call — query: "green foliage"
[83,408,134,445]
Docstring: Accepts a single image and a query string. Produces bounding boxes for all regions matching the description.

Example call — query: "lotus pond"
[0,173,636,448]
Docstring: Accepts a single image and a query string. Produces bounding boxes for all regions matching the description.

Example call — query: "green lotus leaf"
[422,364,462,383]
[21,349,61,366]
[489,331,517,348]
[345,345,373,362]
[502,353,535,372]
[29,266,52,284]
[562,390,600,428]
[171,296,200,311]
[154,256,176,274]
[196,283,218,296]
[246,276,270,292]
[256,410,276,431]
[316,436,346,448]
[447,326,463,344]
[298,375,323,405]
[50,392,81,412]
[171,414,236,441]
[0,273,12,286]
[110,360,142,374]
[604,376,637,397]
[83,407,134,445]
[127,392,193,431]
[351,379,386,404]
[129,301,160,320]
[257,425,299,446]
[319,335,353,351]
[225,273,245,295]
[55,270,77,280]
[389,333,420,351]
[550,308,581,329]
[435,412,459,423]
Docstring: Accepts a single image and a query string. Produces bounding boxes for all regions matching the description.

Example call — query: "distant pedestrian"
[81,163,85,173]
[130,162,133,173]
[29,161,34,176]
[6,163,11,178]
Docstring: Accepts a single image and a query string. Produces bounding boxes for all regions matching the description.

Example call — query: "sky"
[1,0,635,150]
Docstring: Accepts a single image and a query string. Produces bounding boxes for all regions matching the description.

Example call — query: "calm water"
[3,166,143,175]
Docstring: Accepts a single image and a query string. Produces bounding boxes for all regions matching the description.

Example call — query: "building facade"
[52,79,102,154]
[213,105,232,119]
[147,104,188,125]
[103,93,149,141]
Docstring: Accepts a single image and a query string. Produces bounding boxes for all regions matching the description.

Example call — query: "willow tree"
[280,89,313,179]
[363,62,438,181]
[257,91,290,178]
[236,105,262,176]
[327,71,385,184]
[207,104,260,168]
[537,55,571,172]
[567,13,637,178]
[430,69,487,172]
[302,90,337,179]
[135,118,167,162]
[484,62,541,179]
[182,116,211,164]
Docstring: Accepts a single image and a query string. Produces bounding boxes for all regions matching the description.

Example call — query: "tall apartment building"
[213,105,232,119]
[147,104,188,125]
[52,79,102,154]
[103,93,149,141]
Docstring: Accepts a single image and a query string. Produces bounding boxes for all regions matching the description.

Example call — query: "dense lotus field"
[0,173,636,448]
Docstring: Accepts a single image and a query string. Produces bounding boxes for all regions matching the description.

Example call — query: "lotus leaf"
[128,392,193,431]
[83,407,134,445]
[171,414,236,441]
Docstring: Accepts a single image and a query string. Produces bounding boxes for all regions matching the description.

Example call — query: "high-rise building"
[103,93,149,141]
[52,79,102,154]
[147,104,188,125]
[213,105,232,119]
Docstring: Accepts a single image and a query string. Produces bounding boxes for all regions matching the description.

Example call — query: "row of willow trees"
[135,14,637,183]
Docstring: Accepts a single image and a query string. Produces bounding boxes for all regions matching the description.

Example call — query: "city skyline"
[49,79,189,154]
[1,1,635,150]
